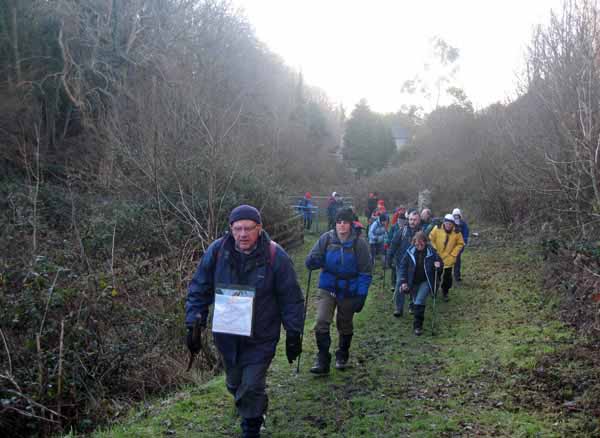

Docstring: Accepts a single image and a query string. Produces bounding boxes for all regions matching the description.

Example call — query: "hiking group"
[184,197,469,437]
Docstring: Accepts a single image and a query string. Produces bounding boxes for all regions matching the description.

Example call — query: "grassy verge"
[90,236,595,437]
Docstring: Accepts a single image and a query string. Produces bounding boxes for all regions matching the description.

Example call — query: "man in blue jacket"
[185,205,304,438]
[305,208,372,375]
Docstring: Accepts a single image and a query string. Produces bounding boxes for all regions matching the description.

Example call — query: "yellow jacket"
[428,226,465,268]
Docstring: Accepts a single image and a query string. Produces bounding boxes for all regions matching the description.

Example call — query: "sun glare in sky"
[232,0,564,113]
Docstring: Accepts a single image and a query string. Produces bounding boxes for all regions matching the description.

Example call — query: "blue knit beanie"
[229,205,262,224]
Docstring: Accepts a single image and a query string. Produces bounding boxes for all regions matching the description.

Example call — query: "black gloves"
[353,295,367,313]
[285,332,302,364]
[186,322,204,354]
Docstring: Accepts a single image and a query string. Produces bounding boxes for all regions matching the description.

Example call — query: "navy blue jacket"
[305,230,372,299]
[327,198,342,220]
[455,220,469,245]
[398,244,443,292]
[185,232,304,367]
[389,225,419,267]
[299,198,314,220]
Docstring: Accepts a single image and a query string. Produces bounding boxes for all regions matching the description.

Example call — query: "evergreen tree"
[343,99,395,177]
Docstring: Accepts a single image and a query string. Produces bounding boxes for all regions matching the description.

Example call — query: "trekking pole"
[296,269,312,374]
[431,267,439,336]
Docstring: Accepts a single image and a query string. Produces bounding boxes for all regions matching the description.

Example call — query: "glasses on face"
[231,224,258,234]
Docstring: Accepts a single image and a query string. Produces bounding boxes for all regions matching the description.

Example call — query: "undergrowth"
[91,232,599,437]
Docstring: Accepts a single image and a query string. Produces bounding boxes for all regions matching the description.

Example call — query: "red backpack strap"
[216,236,277,266]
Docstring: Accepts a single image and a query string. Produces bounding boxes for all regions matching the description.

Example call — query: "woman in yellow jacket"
[428,214,465,301]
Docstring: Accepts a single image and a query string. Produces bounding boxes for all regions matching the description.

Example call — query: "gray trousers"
[313,289,356,336]
[225,360,271,419]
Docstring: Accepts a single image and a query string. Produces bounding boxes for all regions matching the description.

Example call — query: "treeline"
[0,0,347,435]
[357,1,599,241]
[0,0,347,245]
[1,0,600,435]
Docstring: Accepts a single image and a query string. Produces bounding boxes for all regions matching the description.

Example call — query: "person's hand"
[285,333,302,363]
[186,323,203,354]
[401,283,409,292]
[434,261,441,269]
[353,295,367,313]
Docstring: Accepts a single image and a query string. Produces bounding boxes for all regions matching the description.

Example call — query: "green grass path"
[93,236,589,437]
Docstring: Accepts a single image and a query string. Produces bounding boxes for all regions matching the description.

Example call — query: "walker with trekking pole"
[296,269,312,373]
[431,267,440,336]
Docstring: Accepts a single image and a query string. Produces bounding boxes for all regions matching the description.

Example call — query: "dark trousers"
[225,361,271,419]
[303,216,312,230]
[370,242,384,266]
[441,267,453,294]
[328,217,335,230]
[453,249,464,280]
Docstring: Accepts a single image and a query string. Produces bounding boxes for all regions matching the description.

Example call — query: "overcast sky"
[231,0,564,113]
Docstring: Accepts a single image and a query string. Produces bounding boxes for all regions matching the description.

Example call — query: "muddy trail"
[94,237,599,437]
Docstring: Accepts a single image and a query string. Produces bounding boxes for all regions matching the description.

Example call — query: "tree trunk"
[10,1,21,85]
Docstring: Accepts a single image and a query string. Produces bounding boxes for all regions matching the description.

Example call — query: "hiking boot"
[310,352,331,375]
[335,334,352,370]
[413,304,425,336]
[442,290,449,302]
[335,353,349,370]
[408,302,414,314]
[390,286,395,292]
[241,416,263,438]
[310,332,331,375]
[393,310,403,317]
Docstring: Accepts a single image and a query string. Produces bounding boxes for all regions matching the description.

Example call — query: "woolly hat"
[335,208,354,223]
[452,208,462,217]
[379,213,389,222]
[406,208,417,218]
[305,192,312,199]
[377,199,385,206]
[229,204,262,225]
[332,191,338,197]
[443,213,455,223]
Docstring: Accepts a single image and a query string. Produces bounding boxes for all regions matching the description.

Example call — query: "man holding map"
[185,204,305,438]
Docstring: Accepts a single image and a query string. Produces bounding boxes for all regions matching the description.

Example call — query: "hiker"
[398,231,443,335]
[452,208,470,282]
[366,192,378,219]
[368,213,389,266]
[369,199,387,224]
[299,192,314,230]
[352,219,365,238]
[305,208,373,375]
[327,192,343,230]
[389,210,422,317]
[185,205,304,438]
[428,214,465,301]
[424,213,443,235]
[420,208,433,231]
[392,206,408,229]
[385,206,407,291]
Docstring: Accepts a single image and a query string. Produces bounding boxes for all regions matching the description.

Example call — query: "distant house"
[390,125,410,151]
